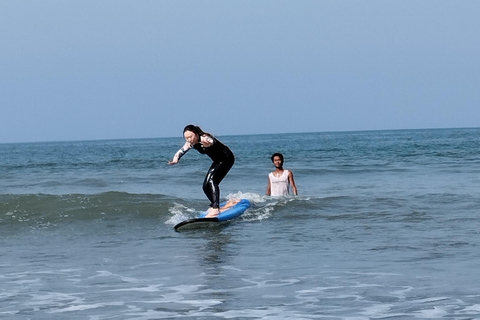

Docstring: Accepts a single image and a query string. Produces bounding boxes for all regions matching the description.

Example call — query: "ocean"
[1,128,480,319]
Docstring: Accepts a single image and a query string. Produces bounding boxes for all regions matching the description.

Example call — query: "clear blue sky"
[1,1,479,143]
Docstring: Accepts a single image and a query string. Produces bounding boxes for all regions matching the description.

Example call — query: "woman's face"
[184,130,199,144]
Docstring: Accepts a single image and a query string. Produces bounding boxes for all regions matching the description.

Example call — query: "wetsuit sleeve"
[172,141,192,162]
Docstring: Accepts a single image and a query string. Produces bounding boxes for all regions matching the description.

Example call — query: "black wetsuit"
[192,137,234,208]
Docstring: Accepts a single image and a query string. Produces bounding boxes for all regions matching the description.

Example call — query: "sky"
[1,1,479,143]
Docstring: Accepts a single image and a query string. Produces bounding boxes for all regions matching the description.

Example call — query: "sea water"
[1,128,480,319]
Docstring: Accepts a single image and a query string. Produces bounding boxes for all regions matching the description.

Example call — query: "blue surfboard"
[174,199,250,231]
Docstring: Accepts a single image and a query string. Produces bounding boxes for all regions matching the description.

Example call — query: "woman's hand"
[200,135,214,147]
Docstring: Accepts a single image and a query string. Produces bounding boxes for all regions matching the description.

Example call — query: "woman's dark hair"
[183,124,204,137]
[271,153,284,163]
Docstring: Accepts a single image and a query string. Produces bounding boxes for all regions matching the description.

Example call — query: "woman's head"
[183,124,204,144]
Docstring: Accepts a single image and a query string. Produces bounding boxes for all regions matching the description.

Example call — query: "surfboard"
[174,198,250,231]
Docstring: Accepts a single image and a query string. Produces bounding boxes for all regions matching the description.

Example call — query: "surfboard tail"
[174,217,220,231]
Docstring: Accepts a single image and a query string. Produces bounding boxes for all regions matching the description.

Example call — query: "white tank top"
[269,170,290,196]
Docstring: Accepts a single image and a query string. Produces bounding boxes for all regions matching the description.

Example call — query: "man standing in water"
[266,153,298,196]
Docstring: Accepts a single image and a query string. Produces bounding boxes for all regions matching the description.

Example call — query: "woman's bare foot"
[205,207,220,218]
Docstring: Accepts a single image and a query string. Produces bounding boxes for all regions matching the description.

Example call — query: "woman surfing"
[168,125,235,217]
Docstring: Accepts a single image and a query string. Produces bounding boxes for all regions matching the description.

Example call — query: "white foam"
[27,291,85,312]
[464,304,480,312]
[165,202,195,225]
[390,286,414,299]
[412,296,450,304]
[360,304,394,316]
[413,305,449,318]
[107,284,163,293]
[222,265,243,272]
[48,302,124,313]
[226,191,266,203]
